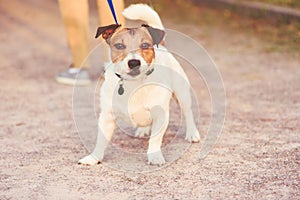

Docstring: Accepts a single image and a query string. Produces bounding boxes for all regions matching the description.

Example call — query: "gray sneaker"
[56,68,91,86]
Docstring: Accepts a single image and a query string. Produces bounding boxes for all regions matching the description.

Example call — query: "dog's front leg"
[147,106,169,165]
[172,75,200,142]
[78,111,116,165]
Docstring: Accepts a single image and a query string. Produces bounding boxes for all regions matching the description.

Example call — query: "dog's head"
[95,24,165,78]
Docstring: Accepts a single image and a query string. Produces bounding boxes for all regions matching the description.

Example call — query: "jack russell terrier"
[79,4,200,166]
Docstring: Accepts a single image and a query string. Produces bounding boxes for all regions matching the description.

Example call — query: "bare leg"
[58,0,90,68]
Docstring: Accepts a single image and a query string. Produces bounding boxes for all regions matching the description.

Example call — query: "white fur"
[78,4,200,166]
[122,4,164,30]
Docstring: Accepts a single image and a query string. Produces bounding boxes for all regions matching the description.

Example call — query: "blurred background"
[1,0,299,72]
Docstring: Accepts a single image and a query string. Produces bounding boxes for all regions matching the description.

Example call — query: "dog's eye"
[141,42,151,49]
[114,43,126,50]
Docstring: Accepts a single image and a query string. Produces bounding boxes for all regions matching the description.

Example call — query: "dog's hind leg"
[135,126,151,138]
[78,111,116,165]
[147,106,169,166]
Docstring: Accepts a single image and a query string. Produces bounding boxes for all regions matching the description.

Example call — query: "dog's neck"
[115,67,154,95]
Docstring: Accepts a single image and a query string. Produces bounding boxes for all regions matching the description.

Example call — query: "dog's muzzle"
[127,59,141,76]
[128,59,141,69]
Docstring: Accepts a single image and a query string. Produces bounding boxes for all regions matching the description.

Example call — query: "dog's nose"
[128,59,141,69]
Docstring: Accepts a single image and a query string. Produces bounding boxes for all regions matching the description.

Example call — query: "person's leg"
[58,0,90,68]
[96,0,125,26]
[96,0,125,63]
[57,0,91,85]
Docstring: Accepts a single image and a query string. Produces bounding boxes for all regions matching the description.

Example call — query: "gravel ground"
[0,0,299,199]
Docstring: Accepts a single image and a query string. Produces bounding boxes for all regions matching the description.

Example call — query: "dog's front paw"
[135,126,151,138]
[147,151,165,166]
[78,154,101,166]
[185,129,200,143]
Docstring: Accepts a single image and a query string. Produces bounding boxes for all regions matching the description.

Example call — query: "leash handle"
[107,0,119,25]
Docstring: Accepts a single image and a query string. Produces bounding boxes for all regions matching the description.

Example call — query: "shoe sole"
[56,77,91,86]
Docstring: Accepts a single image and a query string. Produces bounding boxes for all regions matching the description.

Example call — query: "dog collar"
[115,68,154,95]
[145,68,154,76]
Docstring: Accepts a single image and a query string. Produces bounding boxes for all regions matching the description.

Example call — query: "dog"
[78,4,200,166]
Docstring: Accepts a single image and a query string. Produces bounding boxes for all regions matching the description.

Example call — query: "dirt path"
[0,0,299,199]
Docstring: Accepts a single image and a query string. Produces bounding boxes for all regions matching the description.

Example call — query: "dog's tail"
[122,4,164,30]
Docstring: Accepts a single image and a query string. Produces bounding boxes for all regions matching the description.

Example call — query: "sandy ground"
[0,0,299,199]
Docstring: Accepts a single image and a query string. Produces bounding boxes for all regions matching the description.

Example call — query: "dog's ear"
[95,24,121,40]
[142,24,165,46]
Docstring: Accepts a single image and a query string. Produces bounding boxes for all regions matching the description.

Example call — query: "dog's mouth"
[127,67,141,77]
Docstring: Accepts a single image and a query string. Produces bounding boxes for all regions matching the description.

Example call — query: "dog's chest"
[114,83,171,127]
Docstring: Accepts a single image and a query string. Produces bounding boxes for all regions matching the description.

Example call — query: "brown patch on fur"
[140,48,154,65]
[109,27,155,64]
